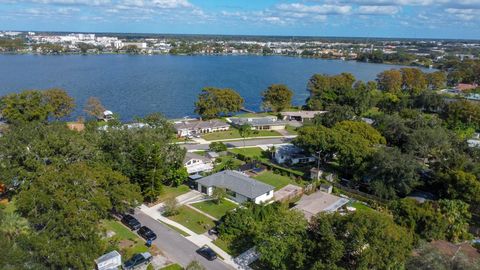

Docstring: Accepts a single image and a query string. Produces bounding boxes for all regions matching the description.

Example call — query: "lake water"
[0,54,429,120]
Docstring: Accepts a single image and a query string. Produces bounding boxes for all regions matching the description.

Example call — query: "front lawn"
[202,129,281,141]
[190,199,237,219]
[168,206,215,234]
[229,147,269,162]
[253,171,299,190]
[285,125,299,135]
[102,219,148,259]
[157,185,190,202]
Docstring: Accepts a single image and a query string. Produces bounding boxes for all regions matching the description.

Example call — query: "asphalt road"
[184,137,294,151]
[133,210,233,270]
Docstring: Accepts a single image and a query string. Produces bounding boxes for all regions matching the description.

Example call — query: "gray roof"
[184,152,211,164]
[196,170,274,198]
[174,120,229,131]
[95,250,121,264]
[229,116,287,127]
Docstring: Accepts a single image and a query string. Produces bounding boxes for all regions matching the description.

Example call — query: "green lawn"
[157,185,190,202]
[253,171,299,190]
[190,199,237,219]
[285,125,299,135]
[161,264,183,270]
[158,220,190,236]
[229,147,269,162]
[350,201,374,212]
[202,129,281,141]
[168,206,215,234]
[213,237,234,256]
[102,219,148,259]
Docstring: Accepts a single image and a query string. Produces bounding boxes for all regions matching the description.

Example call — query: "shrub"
[163,197,179,217]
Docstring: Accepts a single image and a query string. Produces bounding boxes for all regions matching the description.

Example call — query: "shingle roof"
[196,170,274,199]
[174,120,229,131]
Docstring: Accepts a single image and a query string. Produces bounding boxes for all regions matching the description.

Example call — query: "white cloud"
[445,8,478,20]
[120,0,192,9]
[357,5,400,14]
[276,3,352,15]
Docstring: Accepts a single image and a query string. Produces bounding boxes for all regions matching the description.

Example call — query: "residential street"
[133,210,234,270]
[184,137,294,151]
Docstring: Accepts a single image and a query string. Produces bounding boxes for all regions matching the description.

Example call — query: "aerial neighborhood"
[1,61,480,270]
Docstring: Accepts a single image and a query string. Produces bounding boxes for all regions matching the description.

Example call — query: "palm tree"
[238,124,252,148]
[0,212,29,240]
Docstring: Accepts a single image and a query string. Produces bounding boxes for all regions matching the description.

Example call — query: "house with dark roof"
[196,170,274,204]
[174,119,230,137]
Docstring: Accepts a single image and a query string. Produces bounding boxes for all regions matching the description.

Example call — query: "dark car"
[138,226,157,241]
[121,214,141,230]
[197,245,217,261]
[122,252,152,270]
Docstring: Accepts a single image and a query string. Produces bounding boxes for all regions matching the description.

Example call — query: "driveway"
[133,210,234,270]
[184,137,295,151]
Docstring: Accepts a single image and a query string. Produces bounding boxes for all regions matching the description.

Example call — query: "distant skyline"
[1,0,480,39]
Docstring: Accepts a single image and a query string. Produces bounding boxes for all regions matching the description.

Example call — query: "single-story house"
[184,152,214,174]
[174,119,230,137]
[196,170,274,204]
[293,190,349,220]
[95,250,121,270]
[228,116,287,130]
[274,144,316,165]
[280,111,327,122]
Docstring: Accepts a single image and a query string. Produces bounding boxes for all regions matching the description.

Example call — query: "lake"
[0,54,430,120]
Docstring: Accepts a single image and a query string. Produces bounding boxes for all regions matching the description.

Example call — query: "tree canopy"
[261,84,293,112]
[194,87,244,119]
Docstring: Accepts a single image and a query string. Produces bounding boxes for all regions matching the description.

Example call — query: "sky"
[0,0,479,39]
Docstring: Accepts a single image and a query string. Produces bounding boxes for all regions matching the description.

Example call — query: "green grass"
[253,171,299,190]
[213,156,245,172]
[102,219,148,259]
[213,237,235,256]
[285,125,298,135]
[1,199,17,214]
[190,199,237,219]
[168,206,215,234]
[158,220,190,236]
[157,185,190,202]
[161,264,183,270]
[229,147,269,161]
[202,129,281,141]
[350,202,374,212]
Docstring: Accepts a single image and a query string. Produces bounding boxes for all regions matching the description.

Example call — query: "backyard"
[168,205,216,234]
[190,199,237,219]
[253,170,300,190]
[202,129,282,141]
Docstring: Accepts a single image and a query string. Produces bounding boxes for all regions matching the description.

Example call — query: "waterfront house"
[274,144,316,165]
[184,152,214,174]
[228,116,287,130]
[174,119,230,137]
[280,111,326,122]
[196,170,274,204]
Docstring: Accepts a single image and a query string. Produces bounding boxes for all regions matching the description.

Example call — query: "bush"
[163,197,179,217]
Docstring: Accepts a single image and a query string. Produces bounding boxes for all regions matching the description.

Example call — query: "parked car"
[121,214,141,230]
[138,226,157,241]
[122,252,152,270]
[197,245,217,261]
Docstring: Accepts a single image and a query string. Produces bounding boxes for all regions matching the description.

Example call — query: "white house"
[274,144,316,165]
[228,116,287,130]
[184,152,213,174]
[174,119,230,137]
[196,170,274,204]
[280,111,327,122]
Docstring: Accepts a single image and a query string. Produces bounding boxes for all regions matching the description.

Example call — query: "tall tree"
[84,96,106,119]
[15,163,141,270]
[426,71,447,90]
[261,84,293,112]
[194,87,244,119]
[401,68,428,95]
[306,73,356,110]
[377,69,402,94]
[238,124,252,148]
[43,88,75,119]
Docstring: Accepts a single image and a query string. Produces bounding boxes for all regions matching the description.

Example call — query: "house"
[319,184,333,194]
[184,152,213,174]
[280,111,326,122]
[102,110,114,121]
[228,116,287,130]
[467,133,480,148]
[455,83,478,92]
[196,170,274,204]
[274,144,316,165]
[293,190,349,220]
[174,119,230,137]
